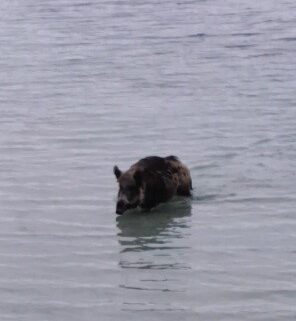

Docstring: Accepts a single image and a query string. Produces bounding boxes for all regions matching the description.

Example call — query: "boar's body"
[114,156,192,214]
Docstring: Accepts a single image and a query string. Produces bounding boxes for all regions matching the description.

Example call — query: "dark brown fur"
[113,156,192,214]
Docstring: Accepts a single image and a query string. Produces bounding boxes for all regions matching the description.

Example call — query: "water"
[1,0,296,320]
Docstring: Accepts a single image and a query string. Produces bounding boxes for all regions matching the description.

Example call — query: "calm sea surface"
[1,0,296,320]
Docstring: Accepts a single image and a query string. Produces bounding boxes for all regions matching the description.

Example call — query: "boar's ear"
[134,170,142,187]
[113,166,122,179]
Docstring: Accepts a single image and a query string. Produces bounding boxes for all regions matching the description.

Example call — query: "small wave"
[230,32,261,37]
[253,138,272,146]
[119,285,184,292]
[223,196,296,204]
[276,37,296,42]
[190,163,218,171]
[224,44,255,49]
[192,194,218,201]
[188,33,207,38]
[192,193,237,202]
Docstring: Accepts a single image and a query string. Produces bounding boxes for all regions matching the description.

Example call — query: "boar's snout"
[116,200,126,215]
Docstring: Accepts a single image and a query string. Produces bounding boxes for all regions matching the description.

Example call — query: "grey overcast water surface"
[1,0,296,320]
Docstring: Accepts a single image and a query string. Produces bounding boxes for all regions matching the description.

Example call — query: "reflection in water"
[117,198,192,266]
[116,198,193,310]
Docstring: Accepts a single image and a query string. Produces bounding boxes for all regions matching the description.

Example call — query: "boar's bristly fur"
[113,156,192,214]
